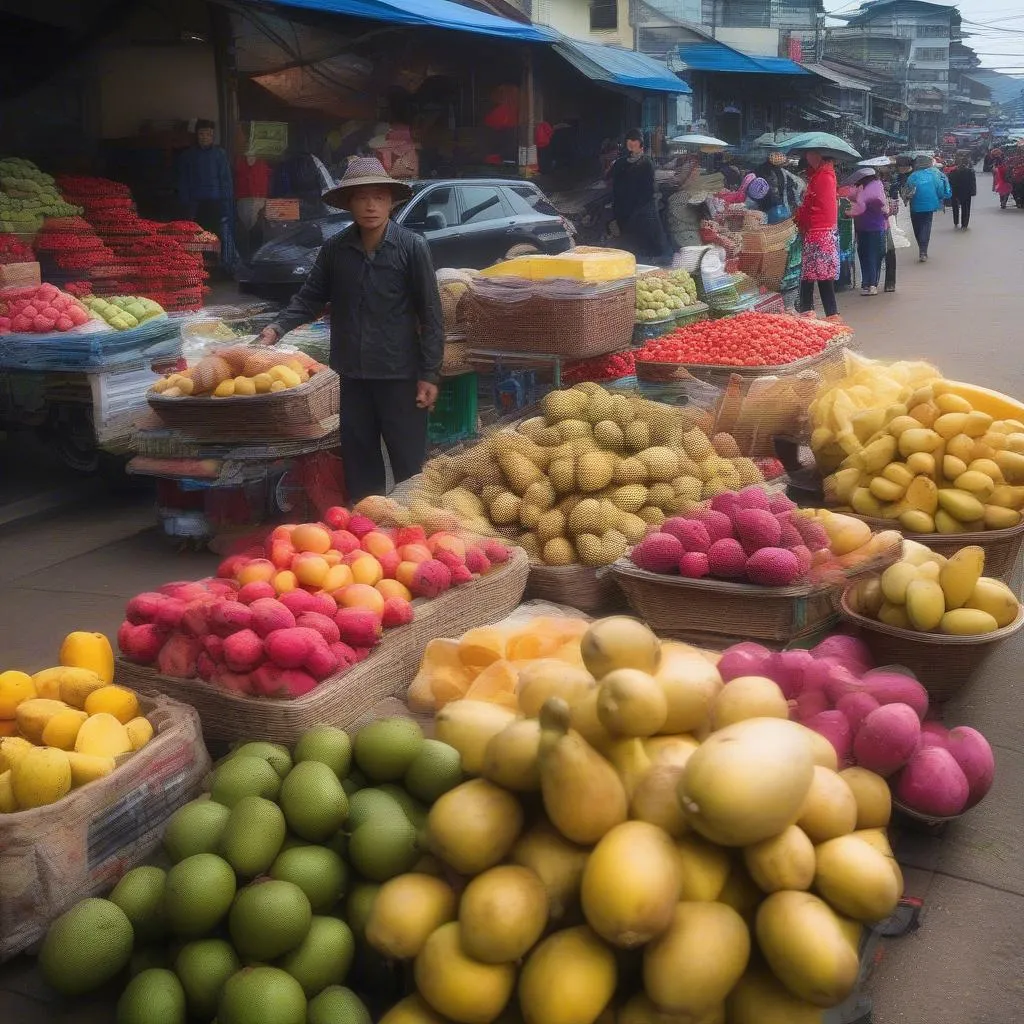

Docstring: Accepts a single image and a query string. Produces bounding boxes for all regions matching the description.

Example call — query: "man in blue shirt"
[177,119,234,268]
[904,155,951,263]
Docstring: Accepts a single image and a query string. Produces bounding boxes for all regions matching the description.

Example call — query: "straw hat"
[322,156,413,209]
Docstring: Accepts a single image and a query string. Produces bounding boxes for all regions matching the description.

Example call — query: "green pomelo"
[340,769,367,797]
[307,986,371,1024]
[129,946,171,977]
[278,916,355,998]
[175,939,241,1020]
[353,718,424,781]
[220,796,286,877]
[210,756,281,807]
[40,898,134,996]
[324,830,348,859]
[110,866,167,943]
[163,854,237,938]
[270,845,348,913]
[377,784,428,829]
[279,761,349,842]
[348,817,420,882]
[293,725,351,778]
[218,966,306,1024]
[345,884,380,940]
[231,742,293,779]
[228,881,312,961]
[347,788,406,829]
[403,740,464,802]
[163,799,231,863]
[116,968,186,1024]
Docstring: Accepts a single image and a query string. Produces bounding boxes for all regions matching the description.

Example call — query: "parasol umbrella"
[670,133,731,152]
[781,132,861,161]
[858,156,893,168]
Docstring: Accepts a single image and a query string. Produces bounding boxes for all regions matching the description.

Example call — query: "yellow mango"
[936,489,985,523]
[59,631,114,684]
[966,578,1020,628]
[74,713,132,758]
[1004,433,1024,454]
[83,685,139,724]
[0,670,35,719]
[933,413,968,439]
[905,452,935,477]
[905,580,945,632]
[994,450,1024,484]
[954,471,995,500]
[945,434,975,463]
[126,717,154,751]
[963,411,994,438]
[968,459,1005,483]
[30,667,65,700]
[252,373,273,394]
[880,562,919,605]
[904,476,938,515]
[40,708,88,751]
[898,429,942,458]
[881,463,914,488]
[988,484,1024,509]
[980,431,1007,451]
[939,546,985,610]
[0,769,15,812]
[851,408,887,442]
[869,477,906,503]
[899,510,935,533]
[877,602,911,628]
[11,746,72,809]
[53,667,107,709]
[907,384,935,408]
[886,415,925,438]
[823,468,861,506]
[66,751,117,787]
[942,455,968,482]
[934,510,967,534]
[940,608,999,636]
[851,488,885,517]
[934,392,973,415]
[972,442,996,462]
[983,505,1021,530]
[859,435,897,473]
[0,736,33,773]
[233,376,257,396]
[16,698,71,744]
[269,365,302,388]
[819,512,873,554]
[213,379,235,398]
[907,404,938,428]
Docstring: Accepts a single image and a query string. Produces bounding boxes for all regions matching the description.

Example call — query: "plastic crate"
[428,372,479,446]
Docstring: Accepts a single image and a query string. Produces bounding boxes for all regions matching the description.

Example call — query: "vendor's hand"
[256,326,279,347]
[416,381,439,411]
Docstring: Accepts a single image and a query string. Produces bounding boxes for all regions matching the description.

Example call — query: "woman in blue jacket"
[904,155,951,262]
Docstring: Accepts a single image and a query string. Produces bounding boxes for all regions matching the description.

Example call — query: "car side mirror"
[424,212,447,231]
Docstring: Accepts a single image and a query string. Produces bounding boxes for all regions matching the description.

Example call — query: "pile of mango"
[0,632,153,812]
[813,355,1024,534]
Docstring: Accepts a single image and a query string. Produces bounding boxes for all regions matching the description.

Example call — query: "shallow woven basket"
[148,369,340,437]
[118,549,529,745]
[891,798,964,831]
[839,588,1024,702]
[525,562,626,616]
[844,514,1024,582]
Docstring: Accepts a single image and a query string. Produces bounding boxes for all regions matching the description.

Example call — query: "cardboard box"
[264,199,301,222]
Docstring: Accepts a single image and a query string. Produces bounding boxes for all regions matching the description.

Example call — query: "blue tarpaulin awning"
[677,40,811,75]
[554,38,690,94]
[257,0,557,41]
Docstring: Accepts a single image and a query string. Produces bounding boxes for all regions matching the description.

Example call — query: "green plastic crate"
[428,372,478,447]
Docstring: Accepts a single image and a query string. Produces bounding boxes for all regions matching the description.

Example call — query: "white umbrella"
[670,134,731,152]
[858,156,893,167]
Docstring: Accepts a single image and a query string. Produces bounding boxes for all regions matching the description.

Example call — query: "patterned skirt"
[801,228,840,282]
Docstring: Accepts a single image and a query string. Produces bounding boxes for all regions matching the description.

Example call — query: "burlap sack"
[0,696,210,961]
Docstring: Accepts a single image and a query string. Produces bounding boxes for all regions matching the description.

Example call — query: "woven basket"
[464,277,635,357]
[842,515,1024,582]
[148,370,340,437]
[117,549,529,745]
[838,589,1024,702]
[525,563,626,616]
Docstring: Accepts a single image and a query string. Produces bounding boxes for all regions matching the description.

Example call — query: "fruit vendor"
[177,119,235,269]
[258,157,443,503]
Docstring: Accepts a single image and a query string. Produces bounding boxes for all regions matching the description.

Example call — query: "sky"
[824,0,1024,74]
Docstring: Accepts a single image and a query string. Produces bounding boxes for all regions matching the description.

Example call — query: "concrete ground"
[0,178,1022,1021]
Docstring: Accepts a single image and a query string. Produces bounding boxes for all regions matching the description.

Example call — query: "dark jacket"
[177,145,233,209]
[947,166,977,198]
[269,220,443,383]
[755,162,793,210]
[611,154,656,225]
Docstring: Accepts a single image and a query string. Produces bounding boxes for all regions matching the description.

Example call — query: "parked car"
[237,172,575,296]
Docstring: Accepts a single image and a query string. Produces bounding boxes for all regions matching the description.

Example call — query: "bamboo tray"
[839,589,1024,702]
[117,549,529,745]
[525,562,626,617]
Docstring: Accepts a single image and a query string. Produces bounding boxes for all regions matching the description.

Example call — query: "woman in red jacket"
[794,150,841,320]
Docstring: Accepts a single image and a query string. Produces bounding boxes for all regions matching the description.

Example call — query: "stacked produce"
[635,312,847,368]
[561,350,636,386]
[120,509,510,696]
[717,628,996,818]
[36,718,465,1024]
[82,295,166,330]
[846,540,1020,635]
[630,492,900,586]
[0,632,157,811]
[0,158,82,232]
[0,233,34,263]
[0,283,91,334]
[635,269,698,321]
[149,347,326,398]
[370,616,903,1022]
[411,383,764,566]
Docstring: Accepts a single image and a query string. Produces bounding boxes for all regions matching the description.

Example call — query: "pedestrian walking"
[257,157,443,502]
[794,150,841,321]
[904,155,950,263]
[611,129,672,265]
[992,151,1012,209]
[947,153,977,230]
[845,167,888,295]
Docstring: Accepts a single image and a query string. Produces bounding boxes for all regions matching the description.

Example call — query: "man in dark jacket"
[611,129,670,264]
[947,153,977,230]
[259,157,443,502]
[177,119,234,269]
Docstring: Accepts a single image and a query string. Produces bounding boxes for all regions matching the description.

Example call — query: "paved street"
[0,177,1022,1022]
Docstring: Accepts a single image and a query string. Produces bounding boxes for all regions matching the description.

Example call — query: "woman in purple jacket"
[846,168,889,296]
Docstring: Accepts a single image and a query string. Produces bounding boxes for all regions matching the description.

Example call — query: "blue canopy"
[554,37,690,94]
[677,40,811,75]
[261,0,557,41]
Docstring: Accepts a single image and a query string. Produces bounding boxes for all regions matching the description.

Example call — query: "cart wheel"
[52,406,101,474]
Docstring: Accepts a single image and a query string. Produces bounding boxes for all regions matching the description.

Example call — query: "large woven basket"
[148,369,340,438]
[118,549,529,745]
[525,562,626,616]
[839,588,1024,702]
[843,515,1024,582]
[463,277,635,357]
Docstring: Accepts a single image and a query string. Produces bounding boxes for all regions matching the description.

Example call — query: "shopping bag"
[890,223,911,250]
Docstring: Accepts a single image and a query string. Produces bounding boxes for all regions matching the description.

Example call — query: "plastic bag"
[889,223,911,250]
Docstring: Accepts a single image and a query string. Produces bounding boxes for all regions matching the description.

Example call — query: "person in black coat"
[947,153,977,230]
[611,129,671,264]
